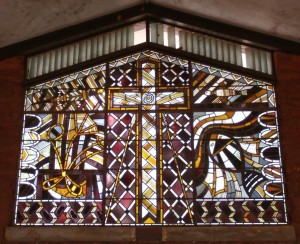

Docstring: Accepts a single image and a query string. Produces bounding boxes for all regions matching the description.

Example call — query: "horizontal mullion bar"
[22,106,277,114]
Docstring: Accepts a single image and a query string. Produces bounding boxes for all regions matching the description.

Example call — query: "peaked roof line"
[1,2,300,60]
[24,44,275,87]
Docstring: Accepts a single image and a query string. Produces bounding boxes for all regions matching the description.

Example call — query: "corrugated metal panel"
[149,22,273,75]
[27,21,273,79]
[245,46,272,74]
[27,23,144,79]
[167,26,176,48]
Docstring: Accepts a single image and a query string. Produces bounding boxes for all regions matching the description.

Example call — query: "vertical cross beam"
[108,60,188,224]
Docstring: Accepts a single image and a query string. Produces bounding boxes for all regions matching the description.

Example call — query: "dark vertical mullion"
[272,52,288,223]
[157,111,163,225]
[138,110,143,225]
[137,61,143,225]
[155,61,162,225]
[146,18,150,43]
[49,113,58,171]
[102,61,110,226]
[134,111,139,225]
[189,60,197,226]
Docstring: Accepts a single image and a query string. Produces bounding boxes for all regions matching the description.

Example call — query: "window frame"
[4,2,299,242]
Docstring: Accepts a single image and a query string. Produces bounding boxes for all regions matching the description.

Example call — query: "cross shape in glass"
[108,62,190,223]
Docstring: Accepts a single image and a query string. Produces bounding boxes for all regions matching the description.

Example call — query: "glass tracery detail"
[16,50,287,225]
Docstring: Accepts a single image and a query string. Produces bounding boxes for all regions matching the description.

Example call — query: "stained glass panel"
[16,50,287,225]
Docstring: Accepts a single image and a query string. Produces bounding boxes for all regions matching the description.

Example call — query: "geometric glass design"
[16,50,287,225]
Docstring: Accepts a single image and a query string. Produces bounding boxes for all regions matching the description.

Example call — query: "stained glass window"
[16,50,287,225]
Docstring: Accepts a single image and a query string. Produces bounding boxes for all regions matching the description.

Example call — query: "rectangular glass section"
[16,201,103,225]
[192,62,275,109]
[156,91,185,105]
[194,200,286,224]
[163,198,194,225]
[18,50,285,225]
[193,111,284,200]
[112,92,141,106]
[18,113,105,203]
[25,64,106,111]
